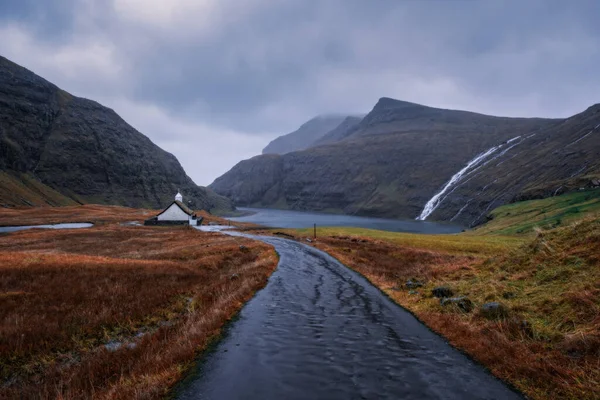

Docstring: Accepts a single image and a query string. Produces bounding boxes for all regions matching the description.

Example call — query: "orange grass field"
[0,206,277,399]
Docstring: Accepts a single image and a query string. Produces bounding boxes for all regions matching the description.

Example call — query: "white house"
[144,192,201,226]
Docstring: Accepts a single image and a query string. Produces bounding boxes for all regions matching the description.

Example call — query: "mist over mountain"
[262,115,352,155]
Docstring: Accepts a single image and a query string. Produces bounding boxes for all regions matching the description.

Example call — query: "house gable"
[156,202,190,221]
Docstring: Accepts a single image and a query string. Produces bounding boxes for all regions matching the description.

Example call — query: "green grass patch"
[475,188,600,236]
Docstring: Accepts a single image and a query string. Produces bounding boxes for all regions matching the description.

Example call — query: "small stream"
[0,223,93,233]
[177,228,522,400]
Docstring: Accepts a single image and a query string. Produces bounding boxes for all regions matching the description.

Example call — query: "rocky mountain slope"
[262,115,350,155]
[210,97,584,225]
[0,55,232,211]
[426,103,600,225]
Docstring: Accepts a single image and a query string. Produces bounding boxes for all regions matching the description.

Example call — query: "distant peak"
[374,97,423,110]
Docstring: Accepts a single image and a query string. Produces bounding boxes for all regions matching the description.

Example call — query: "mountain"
[425,103,600,225]
[210,97,576,225]
[262,115,350,155]
[311,116,363,147]
[0,55,232,212]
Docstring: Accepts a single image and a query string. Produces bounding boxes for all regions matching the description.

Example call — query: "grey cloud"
[0,0,599,184]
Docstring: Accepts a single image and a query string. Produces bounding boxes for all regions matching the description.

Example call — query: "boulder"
[230,273,240,281]
[432,286,454,298]
[406,279,424,289]
[441,296,474,313]
[480,302,509,319]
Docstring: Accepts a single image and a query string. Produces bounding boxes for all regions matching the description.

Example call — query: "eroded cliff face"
[0,55,232,211]
[210,97,586,225]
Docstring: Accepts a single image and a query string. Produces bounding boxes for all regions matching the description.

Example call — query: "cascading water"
[416,137,520,221]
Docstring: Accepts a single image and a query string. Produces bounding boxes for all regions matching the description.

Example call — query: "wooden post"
[314,223,317,239]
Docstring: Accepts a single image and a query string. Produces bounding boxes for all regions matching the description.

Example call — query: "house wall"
[157,203,189,221]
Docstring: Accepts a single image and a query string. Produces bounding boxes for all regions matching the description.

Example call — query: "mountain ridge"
[209,96,599,226]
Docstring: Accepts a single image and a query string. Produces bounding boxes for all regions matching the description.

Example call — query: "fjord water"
[178,231,521,400]
[228,207,462,234]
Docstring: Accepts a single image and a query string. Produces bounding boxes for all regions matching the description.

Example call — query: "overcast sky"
[1,0,599,185]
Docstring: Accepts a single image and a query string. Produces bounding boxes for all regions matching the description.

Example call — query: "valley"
[1,188,599,399]
[0,24,599,399]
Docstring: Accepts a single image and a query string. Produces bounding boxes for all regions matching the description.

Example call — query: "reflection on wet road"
[178,232,521,400]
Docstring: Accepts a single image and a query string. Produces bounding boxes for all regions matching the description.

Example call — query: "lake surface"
[177,230,522,400]
[227,207,462,234]
[0,223,93,233]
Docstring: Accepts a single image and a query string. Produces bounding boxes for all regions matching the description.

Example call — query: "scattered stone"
[502,291,516,299]
[480,302,510,320]
[239,245,249,252]
[432,286,454,298]
[406,279,424,289]
[517,319,534,338]
[441,296,473,313]
[408,290,419,295]
[230,273,239,281]
[104,340,123,352]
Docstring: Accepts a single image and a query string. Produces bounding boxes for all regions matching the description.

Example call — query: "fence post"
[314,223,317,239]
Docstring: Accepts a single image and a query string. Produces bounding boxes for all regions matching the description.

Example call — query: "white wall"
[157,203,189,221]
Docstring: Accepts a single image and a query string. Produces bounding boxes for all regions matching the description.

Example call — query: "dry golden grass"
[283,219,600,400]
[0,223,277,399]
[0,204,154,226]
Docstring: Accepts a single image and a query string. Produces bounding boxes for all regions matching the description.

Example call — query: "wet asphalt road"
[177,233,522,400]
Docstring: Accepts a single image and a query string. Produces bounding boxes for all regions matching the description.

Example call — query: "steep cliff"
[0,55,232,212]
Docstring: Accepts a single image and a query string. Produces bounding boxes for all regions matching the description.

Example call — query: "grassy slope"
[0,208,277,399]
[475,188,600,235]
[284,190,600,399]
[0,172,77,207]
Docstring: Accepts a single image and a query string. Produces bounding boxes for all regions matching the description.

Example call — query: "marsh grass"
[0,222,277,399]
[0,204,152,227]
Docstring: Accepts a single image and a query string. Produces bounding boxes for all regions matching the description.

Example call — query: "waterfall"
[416,138,519,221]
[566,123,600,147]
